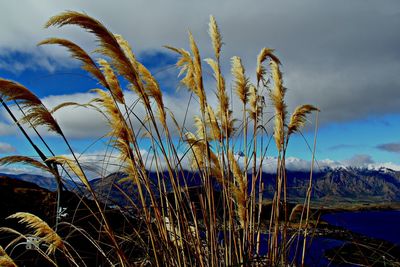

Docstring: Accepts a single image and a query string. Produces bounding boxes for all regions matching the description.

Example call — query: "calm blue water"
[256,233,345,266]
[322,210,400,245]
[255,210,400,266]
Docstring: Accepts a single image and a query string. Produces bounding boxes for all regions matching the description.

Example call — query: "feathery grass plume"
[256,48,280,86]
[228,151,247,229]
[166,35,207,112]
[47,156,90,189]
[114,34,137,66]
[45,12,147,105]
[164,46,200,102]
[185,132,206,170]
[288,104,319,136]
[117,147,142,187]
[97,59,125,104]
[208,15,222,61]
[38,38,107,88]
[91,89,146,187]
[0,79,42,105]
[113,34,151,106]
[0,79,62,135]
[137,62,167,126]
[7,212,64,255]
[20,108,62,134]
[205,105,222,140]
[189,32,206,111]
[270,60,287,151]
[195,105,221,140]
[209,149,223,183]
[0,246,17,267]
[185,128,222,182]
[231,56,249,105]
[248,84,260,121]
[0,156,55,176]
[194,116,206,140]
[166,46,196,90]
[91,89,132,147]
[204,58,229,117]
[91,89,137,182]
[219,110,236,139]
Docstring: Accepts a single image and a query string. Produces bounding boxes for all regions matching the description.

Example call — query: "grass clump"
[0,11,319,266]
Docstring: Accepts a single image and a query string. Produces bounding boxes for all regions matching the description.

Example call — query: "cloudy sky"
[0,0,400,174]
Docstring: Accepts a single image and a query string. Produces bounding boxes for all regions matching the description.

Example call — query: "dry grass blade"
[0,246,17,267]
[289,204,304,222]
[208,15,222,60]
[231,56,249,105]
[288,104,319,136]
[50,101,94,113]
[0,156,55,176]
[39,38,107,87]
[7,212,64,255]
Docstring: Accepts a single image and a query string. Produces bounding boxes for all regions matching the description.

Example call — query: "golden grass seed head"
[7,212,64,255]
[231,56,249,105]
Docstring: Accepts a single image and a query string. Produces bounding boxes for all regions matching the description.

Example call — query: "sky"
[0,0,400,175]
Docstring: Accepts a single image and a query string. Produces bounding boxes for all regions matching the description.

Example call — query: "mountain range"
[2,166,400,205]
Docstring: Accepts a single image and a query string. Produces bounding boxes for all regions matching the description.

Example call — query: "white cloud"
[0,0,399,125]
[0,121,16,136]
[367,162,400,171]
[0,165,48,176]
[342,154,373,167]
[1,144,399,178]
[39,90,201,138]
[0,142,16,153]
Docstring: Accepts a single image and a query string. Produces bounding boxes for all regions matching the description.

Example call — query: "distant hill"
[0,172,83,192]
[0,172,59,191]
[87,167,400,205]
[261,167,400,202]
[4,167,400,205]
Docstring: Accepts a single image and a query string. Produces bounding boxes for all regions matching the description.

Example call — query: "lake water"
[322,210,400,245]
[256,210,400,266]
